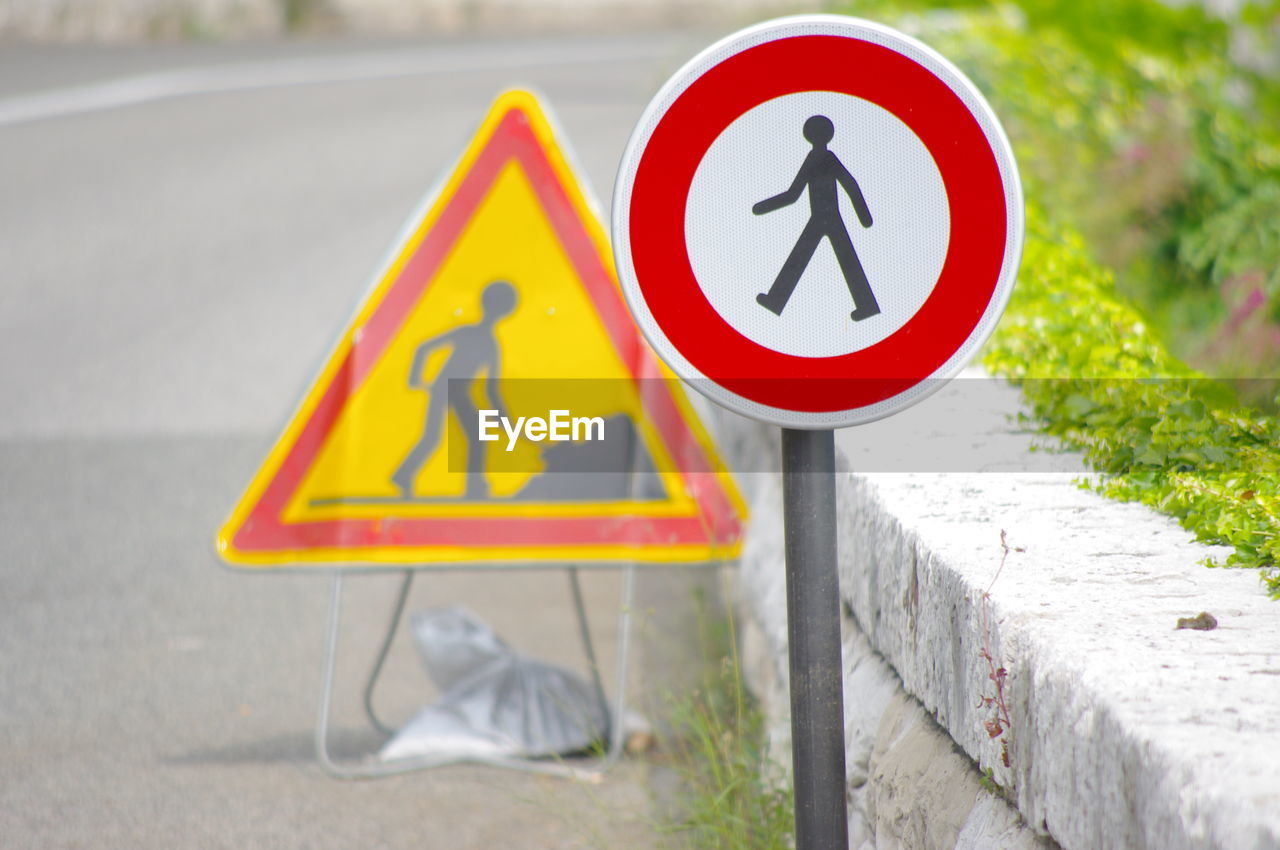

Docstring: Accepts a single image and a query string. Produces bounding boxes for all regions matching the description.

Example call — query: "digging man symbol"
[753,114,880,321]
[391,280,516,500]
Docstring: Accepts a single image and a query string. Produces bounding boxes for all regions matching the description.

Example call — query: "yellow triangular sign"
[217,90,746,567]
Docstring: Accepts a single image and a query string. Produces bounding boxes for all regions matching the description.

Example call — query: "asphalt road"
[0,30,722,848]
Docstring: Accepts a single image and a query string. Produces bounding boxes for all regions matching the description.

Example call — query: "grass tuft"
[650,591,793,850]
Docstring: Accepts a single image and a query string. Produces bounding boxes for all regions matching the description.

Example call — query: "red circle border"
[628,33,1010,413]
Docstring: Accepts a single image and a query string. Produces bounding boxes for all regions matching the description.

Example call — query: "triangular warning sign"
[217,90,746,567]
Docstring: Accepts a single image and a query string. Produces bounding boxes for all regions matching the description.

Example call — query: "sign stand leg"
[363,569,415,738]
[781,428,849,850]
[606,562,636,762]
[568,566,614,749]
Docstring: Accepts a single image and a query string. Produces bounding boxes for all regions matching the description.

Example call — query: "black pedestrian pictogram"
[391,280,517,500]
[753,115,880,321]
[375,282,667,506]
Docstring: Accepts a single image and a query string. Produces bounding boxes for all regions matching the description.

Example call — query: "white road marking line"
[0,40,669,128]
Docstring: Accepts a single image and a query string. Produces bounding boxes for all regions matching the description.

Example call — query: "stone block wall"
[708,374,1280,850]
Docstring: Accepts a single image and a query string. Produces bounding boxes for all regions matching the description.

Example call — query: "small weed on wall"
[979,531,1022,774]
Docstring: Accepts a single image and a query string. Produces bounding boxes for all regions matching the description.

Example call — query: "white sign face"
[614,15,1024,429]
[685,91,950,359]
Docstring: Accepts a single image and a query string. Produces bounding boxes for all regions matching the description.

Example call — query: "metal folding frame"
[311,406,733,781]
[314,563,639,780]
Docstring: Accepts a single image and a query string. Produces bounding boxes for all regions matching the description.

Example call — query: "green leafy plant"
[851,0,1280,378]
[979,767,1007,796]
[983,205,1280,595]
[835,0,1280,595]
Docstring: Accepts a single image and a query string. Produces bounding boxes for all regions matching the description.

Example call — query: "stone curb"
[710,374,1280,850]
[736,461,1054,850]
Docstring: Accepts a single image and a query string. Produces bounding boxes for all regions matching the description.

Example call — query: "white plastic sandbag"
[379,606,609,762]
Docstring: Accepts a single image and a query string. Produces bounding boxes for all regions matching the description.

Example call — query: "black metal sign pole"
[781,427,849,850]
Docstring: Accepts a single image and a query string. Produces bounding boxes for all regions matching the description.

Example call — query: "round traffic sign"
[613,15,1024,428]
